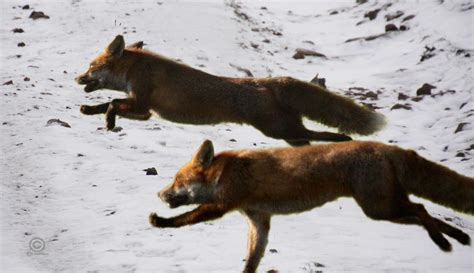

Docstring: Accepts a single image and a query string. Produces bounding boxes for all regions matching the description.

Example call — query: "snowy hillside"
[1,0,473,272]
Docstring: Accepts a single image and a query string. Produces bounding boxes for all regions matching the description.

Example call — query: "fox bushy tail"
[401,150,474,214]
[275,78,386,135]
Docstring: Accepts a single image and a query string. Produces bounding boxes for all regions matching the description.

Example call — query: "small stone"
[364,9,380,20]
[23,77,30,81]
[293,48,326,60]
[402,15,415,22]
[385,11,404,21]
[12,28,24,33]
[398,93,409,100]
[385,24,398,32]
[269,249,278,253]
[143,167,158,176]
[46,119,71,128]
[22,4,30,10]
[416,83,435,96]
[17,42,26,47]
[29,11,50,20]
[3,80,13,85]
[229,139,237,142]
[454,122,469,134]
[400,25,408,31]
[391,103,412,110]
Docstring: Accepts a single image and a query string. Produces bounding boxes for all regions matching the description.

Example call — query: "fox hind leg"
[252,113,352,146]
[352,171,461,252]
[394,202,471,250]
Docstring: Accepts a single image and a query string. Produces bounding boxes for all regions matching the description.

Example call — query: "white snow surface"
[1,0,473,272]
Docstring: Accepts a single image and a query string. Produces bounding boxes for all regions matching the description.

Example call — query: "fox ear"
[106,35,125,59]
[192,140,214,168]
[126,41,144,49]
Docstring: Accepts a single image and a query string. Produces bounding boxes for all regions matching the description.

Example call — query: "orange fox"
[150,140,473,273]
[75,35,386,145]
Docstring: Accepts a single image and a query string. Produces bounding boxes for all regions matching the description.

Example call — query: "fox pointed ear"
[106,35,125,59]
[192,140,214,168]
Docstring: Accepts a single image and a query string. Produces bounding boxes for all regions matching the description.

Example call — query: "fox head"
[159,140,222,208]
[75,35,137,93]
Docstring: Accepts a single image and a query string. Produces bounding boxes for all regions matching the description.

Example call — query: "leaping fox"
[75,35,385,146]
[150,140,473,273]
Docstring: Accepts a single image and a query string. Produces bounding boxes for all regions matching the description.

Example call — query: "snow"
[1,0,473,272]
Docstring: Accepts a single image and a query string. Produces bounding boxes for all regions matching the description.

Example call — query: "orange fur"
[150,140,473,272]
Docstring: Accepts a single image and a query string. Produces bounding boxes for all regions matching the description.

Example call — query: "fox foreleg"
[243,211,271,273]
[149,204,228,228]
[80,102,110,115]
[105,98,151,130]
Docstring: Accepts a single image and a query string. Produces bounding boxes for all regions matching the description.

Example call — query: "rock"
[292,52,305,59]
[229,139,237,142]
[46,119,71,128]
[402,14,416,22]
[229,63,253,77]
[364,9,381,20]
[262,39,270,43]
[400,25,408,31]
[23,77,30,81]
[143,167,158,175]
[22,4,30,10]
[2,80,13,85]
[356,0,368,4]
[420,46,436,62]
[345,33,387,43]
[385,11,404,21]
[416,83,436,96]
[391,103,412,110]
[17,42,26,47]
[385,24,398,32]
[398,93,409,100]
[250,42,259,49]
[12,28,24,33]
[454,122,469,133]
[29,11,50,20]
[269,249,278,253]
[329,10,338,15]
[105,210,116,216]
[455,48,471,58]
[293,48,327,59]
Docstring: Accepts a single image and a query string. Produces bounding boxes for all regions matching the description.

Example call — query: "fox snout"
[75,73,101,93]
[75,74,89,84]
[159,190,189,209]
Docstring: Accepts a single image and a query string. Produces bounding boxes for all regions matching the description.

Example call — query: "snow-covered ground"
[1,0,473,272]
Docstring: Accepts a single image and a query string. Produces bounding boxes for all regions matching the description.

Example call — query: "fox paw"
[149,212,168,228]
[80,105,96,115]
[106,121,116,131]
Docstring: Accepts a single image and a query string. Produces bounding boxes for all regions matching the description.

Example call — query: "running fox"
[75,35,386,145]
[150,140,473,273]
